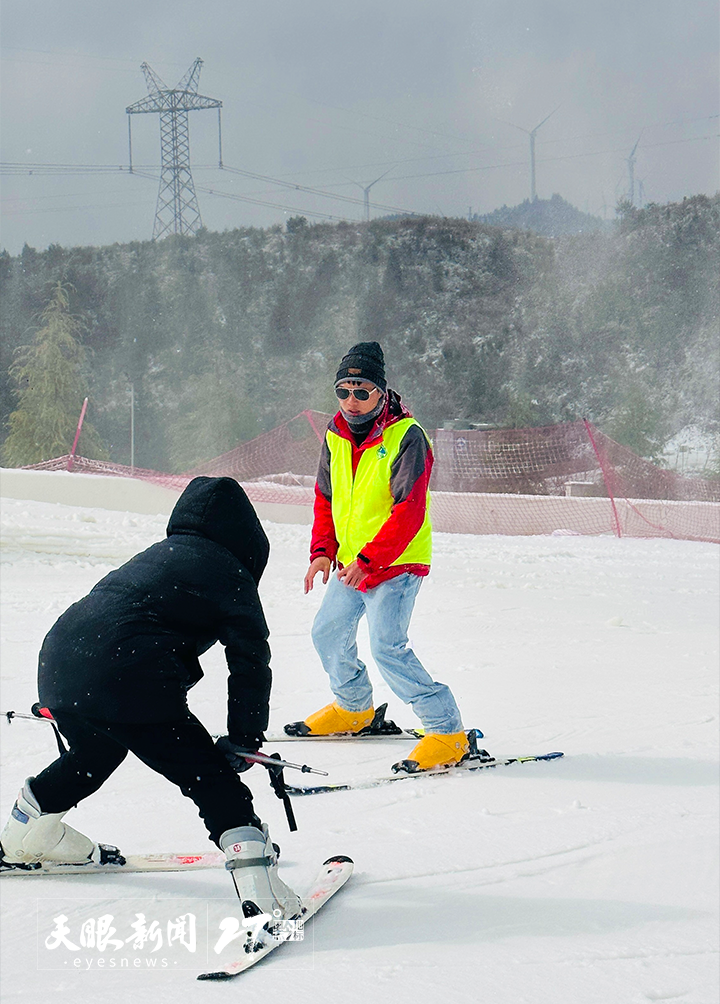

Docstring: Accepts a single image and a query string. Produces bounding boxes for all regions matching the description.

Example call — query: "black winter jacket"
[38,477,271,741]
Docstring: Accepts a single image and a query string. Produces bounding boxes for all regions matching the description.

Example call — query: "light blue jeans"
[311,573,463,734]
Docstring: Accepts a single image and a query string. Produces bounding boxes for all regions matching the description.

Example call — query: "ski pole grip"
[31,704,55,720]
[31,703,66,753]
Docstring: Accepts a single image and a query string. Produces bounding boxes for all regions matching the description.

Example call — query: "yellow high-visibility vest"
[327,418,432,567]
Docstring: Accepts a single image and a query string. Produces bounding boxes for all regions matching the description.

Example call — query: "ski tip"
[322,854,354,866]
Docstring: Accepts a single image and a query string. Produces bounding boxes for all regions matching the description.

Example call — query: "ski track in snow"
[0,496,718,1004]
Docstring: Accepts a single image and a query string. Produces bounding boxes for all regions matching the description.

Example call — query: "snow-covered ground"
[0,494,718,1003]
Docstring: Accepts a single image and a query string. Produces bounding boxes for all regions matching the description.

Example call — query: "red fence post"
[302,410,326,444]
[67,397,88,472]
[583,418,622,538]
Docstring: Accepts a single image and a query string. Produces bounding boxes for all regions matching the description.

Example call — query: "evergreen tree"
[3,283,107,466]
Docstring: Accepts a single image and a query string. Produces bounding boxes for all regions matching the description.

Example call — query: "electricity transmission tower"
[126,58,222,240]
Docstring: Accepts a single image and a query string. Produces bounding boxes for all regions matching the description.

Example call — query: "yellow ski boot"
[284,702,375,737]
[392,731,469,773]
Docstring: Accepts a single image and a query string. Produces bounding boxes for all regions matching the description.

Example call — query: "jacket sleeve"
[357,425,433,572]
[309,438,339,562]
[215,570,272,741]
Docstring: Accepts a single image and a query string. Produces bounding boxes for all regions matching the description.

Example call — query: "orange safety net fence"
[21,412,719,543]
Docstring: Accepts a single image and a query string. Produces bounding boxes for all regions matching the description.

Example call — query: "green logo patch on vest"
[376,445,388,459]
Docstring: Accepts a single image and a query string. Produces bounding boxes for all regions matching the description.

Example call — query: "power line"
[0,160,421,218]
[2,112,716,182]
[130,169,354,223]
[218,165,420,217]
[363,133,720,184]
[1,171,348,223]
[1,132,716,227]
[222,112,720,189]
[3,123,715,181]
[170,111,717,200]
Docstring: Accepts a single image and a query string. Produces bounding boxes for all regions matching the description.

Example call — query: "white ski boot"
[0,779,123,871]
[220,824,303,943]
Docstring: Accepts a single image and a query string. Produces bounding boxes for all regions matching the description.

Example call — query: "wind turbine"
[502,107,559,201]
[626,135,641,205]
[348,167,395,221]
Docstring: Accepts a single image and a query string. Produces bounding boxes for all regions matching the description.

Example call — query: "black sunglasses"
[335,386,376,401]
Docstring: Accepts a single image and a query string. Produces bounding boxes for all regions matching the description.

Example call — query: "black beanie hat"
[335,341,386,392]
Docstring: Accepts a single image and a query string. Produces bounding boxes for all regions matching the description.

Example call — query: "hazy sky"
[1,0,718,253]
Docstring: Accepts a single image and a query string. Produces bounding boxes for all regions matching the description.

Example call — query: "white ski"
[0,850,225,876]
[197,855,354,980]
[285,751,565,795]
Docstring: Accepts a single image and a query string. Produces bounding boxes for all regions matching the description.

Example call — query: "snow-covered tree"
[3,283,106,466]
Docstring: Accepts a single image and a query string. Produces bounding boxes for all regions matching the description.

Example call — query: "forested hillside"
[1,195,717,473]
[475,193,606,237]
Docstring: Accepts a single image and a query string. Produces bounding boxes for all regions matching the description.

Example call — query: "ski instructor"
[0,477,301,922]
[287,341,468,771]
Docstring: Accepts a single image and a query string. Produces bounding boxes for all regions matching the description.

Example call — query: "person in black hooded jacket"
[37,474,272,733]
[0,478,302,922]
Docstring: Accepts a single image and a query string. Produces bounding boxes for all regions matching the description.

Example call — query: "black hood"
[166,477,269,584]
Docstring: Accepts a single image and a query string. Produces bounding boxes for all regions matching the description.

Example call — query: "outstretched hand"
[304,556,333,593]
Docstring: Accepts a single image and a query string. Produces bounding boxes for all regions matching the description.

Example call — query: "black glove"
[216,734,264,773]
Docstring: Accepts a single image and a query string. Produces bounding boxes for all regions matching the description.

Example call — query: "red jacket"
[310,391,433,591]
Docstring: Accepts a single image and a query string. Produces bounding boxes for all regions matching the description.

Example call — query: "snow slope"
[0,496,718,1003]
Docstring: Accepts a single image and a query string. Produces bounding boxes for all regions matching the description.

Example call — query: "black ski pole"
[4,707,67,755]
[264,754,298,833]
